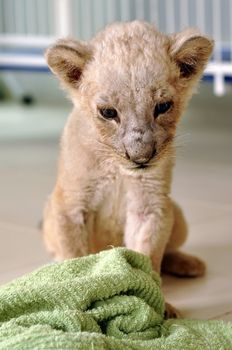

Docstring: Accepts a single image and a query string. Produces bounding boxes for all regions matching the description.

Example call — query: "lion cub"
[44,21,213,282]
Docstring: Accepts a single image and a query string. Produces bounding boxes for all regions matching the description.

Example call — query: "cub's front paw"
[164,302,182,319]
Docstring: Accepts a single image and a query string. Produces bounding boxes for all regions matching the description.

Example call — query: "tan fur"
[43,21,213,280]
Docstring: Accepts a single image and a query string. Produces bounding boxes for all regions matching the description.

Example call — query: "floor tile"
[0,221,50,284]
[163,215,232,320]
[0,141,58,227]
[171,199,232,226]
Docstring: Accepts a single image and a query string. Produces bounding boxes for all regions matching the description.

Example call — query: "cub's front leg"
[124,179,180,318]
[43,186,90,261]
[124,179,174,274]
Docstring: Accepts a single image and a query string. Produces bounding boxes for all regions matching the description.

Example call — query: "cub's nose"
[125,148,156,165]
[124,128,156,165]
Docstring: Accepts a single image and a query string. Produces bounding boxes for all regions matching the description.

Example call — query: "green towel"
[0,248,231,350]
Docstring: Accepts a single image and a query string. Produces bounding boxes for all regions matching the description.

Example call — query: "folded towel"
[0,247,231,349]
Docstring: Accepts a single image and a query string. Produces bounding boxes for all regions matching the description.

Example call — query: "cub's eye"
[154,101,173,118]
[99,108,118,120]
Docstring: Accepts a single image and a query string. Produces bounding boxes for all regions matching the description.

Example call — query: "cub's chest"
[87,174,126,252]
[93,174,126,227]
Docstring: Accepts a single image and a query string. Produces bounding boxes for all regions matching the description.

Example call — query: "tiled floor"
[0,85,231,321]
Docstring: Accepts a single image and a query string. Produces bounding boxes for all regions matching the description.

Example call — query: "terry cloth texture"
[0,247,231,350]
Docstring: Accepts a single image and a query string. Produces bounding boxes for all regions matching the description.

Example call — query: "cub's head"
[46,21,213,169]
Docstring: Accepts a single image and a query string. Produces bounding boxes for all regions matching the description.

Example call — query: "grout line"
[0,220,40,232]
[209,310,232,320]
[0,261,49,286]
[0,258,49,276]
[174,198,232,212]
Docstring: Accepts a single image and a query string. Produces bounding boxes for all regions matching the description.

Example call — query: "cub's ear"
[45,38,92,88]
[169,28,214,79]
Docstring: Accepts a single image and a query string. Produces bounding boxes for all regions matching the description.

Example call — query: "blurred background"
[0,0,231,320]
